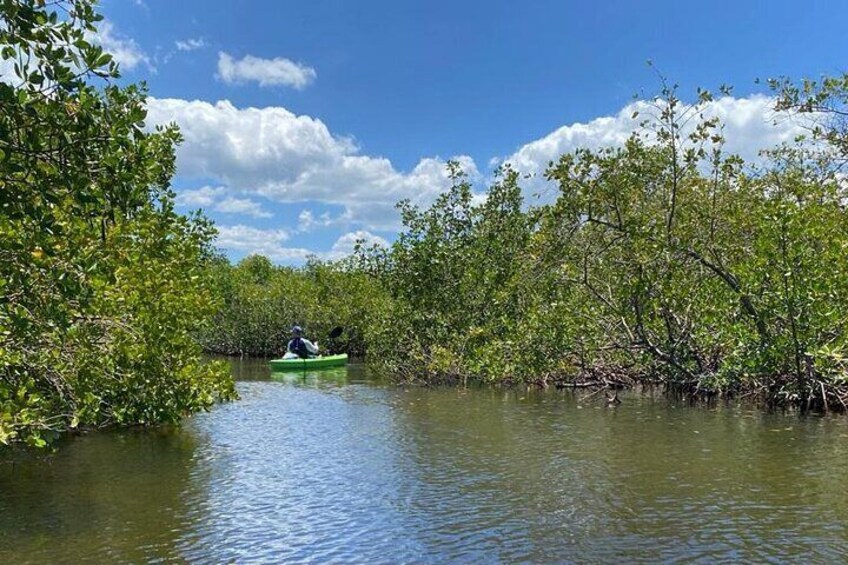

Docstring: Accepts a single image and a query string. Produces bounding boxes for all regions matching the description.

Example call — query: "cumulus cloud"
[329,230,388,257]
[175,186,272,217]
[214,225,303,260]
[150,93,810,262]
[175,38,207,52]
[297,210,335,232]
[175,185,224,207]
[216,52,316,89]
[504,95,806,201]
[147,97,476,230]
[89,20,150,71]
[213,226,384,263]
[215,197,273,218]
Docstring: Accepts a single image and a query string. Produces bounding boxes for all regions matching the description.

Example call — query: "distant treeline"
[206,77,848,411]
[199,256,384,360]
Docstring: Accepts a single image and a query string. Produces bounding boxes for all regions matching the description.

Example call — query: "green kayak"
[269,354,348,372]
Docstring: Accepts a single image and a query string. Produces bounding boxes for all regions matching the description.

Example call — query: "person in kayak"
[285,325,319,359]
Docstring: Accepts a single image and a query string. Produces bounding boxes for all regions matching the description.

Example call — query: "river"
[1,359,847,563]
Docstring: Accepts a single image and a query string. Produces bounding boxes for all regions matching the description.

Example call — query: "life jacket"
[288,337,309,359]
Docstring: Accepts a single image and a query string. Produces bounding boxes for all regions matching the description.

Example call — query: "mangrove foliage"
[4,1,848,448]
[368,80,848,410]
[199,254,387,359]
[0,0,235,447]
[205,78,848,411]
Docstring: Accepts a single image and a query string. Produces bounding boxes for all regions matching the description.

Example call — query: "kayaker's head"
[291,325,303,336]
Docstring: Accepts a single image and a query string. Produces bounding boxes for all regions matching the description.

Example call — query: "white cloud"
[216,52,316,89]
[175,186,271,217]
[470,192,489,207]
[175,185,224,207]
[0,58,17,85]
[215,197,273,218]
[297,209,335,232]
[504,95,806,201]
[329,230,388,255]
[150,94,812,262]
[90,20,150,72]
[214,225,304,261]
[175,38,207,52]
[213,226,386,263]
[146,97,475,230]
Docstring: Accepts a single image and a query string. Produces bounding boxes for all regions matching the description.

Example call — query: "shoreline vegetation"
[0,1,236,447]
[200,77,848,414]
[3,2,848,446]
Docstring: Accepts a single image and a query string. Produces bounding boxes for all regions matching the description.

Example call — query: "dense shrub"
[0,1,235,446]
[356,82,848,410]
[200,256,390,359]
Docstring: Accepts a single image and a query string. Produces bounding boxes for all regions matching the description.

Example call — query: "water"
[2,360,848,563]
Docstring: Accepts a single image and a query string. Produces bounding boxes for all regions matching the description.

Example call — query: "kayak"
[269,353,348,372]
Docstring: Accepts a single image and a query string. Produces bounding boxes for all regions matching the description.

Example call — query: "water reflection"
[0,427,203,563]
[1,359,847,563]
[270,366,350,386]
[175,369,424,562]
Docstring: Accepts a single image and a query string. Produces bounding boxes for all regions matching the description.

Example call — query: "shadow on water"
[0,427,205,563]
[270,366,350,385]
[388,387,848,561]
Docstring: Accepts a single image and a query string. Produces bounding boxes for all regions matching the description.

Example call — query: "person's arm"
[304,339,319,354]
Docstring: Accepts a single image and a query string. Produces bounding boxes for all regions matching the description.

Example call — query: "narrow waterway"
[2,360,847,563]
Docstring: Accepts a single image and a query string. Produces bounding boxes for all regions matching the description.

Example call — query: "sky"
[89,0,848,264]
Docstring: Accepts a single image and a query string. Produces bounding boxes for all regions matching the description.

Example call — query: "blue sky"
[94,0,847,263]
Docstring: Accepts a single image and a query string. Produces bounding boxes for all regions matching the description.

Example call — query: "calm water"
[2,360,848,563]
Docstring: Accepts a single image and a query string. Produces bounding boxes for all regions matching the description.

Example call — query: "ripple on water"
[1,376,848,563]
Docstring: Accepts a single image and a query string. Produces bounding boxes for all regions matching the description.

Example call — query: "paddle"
[325,326,343,355]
